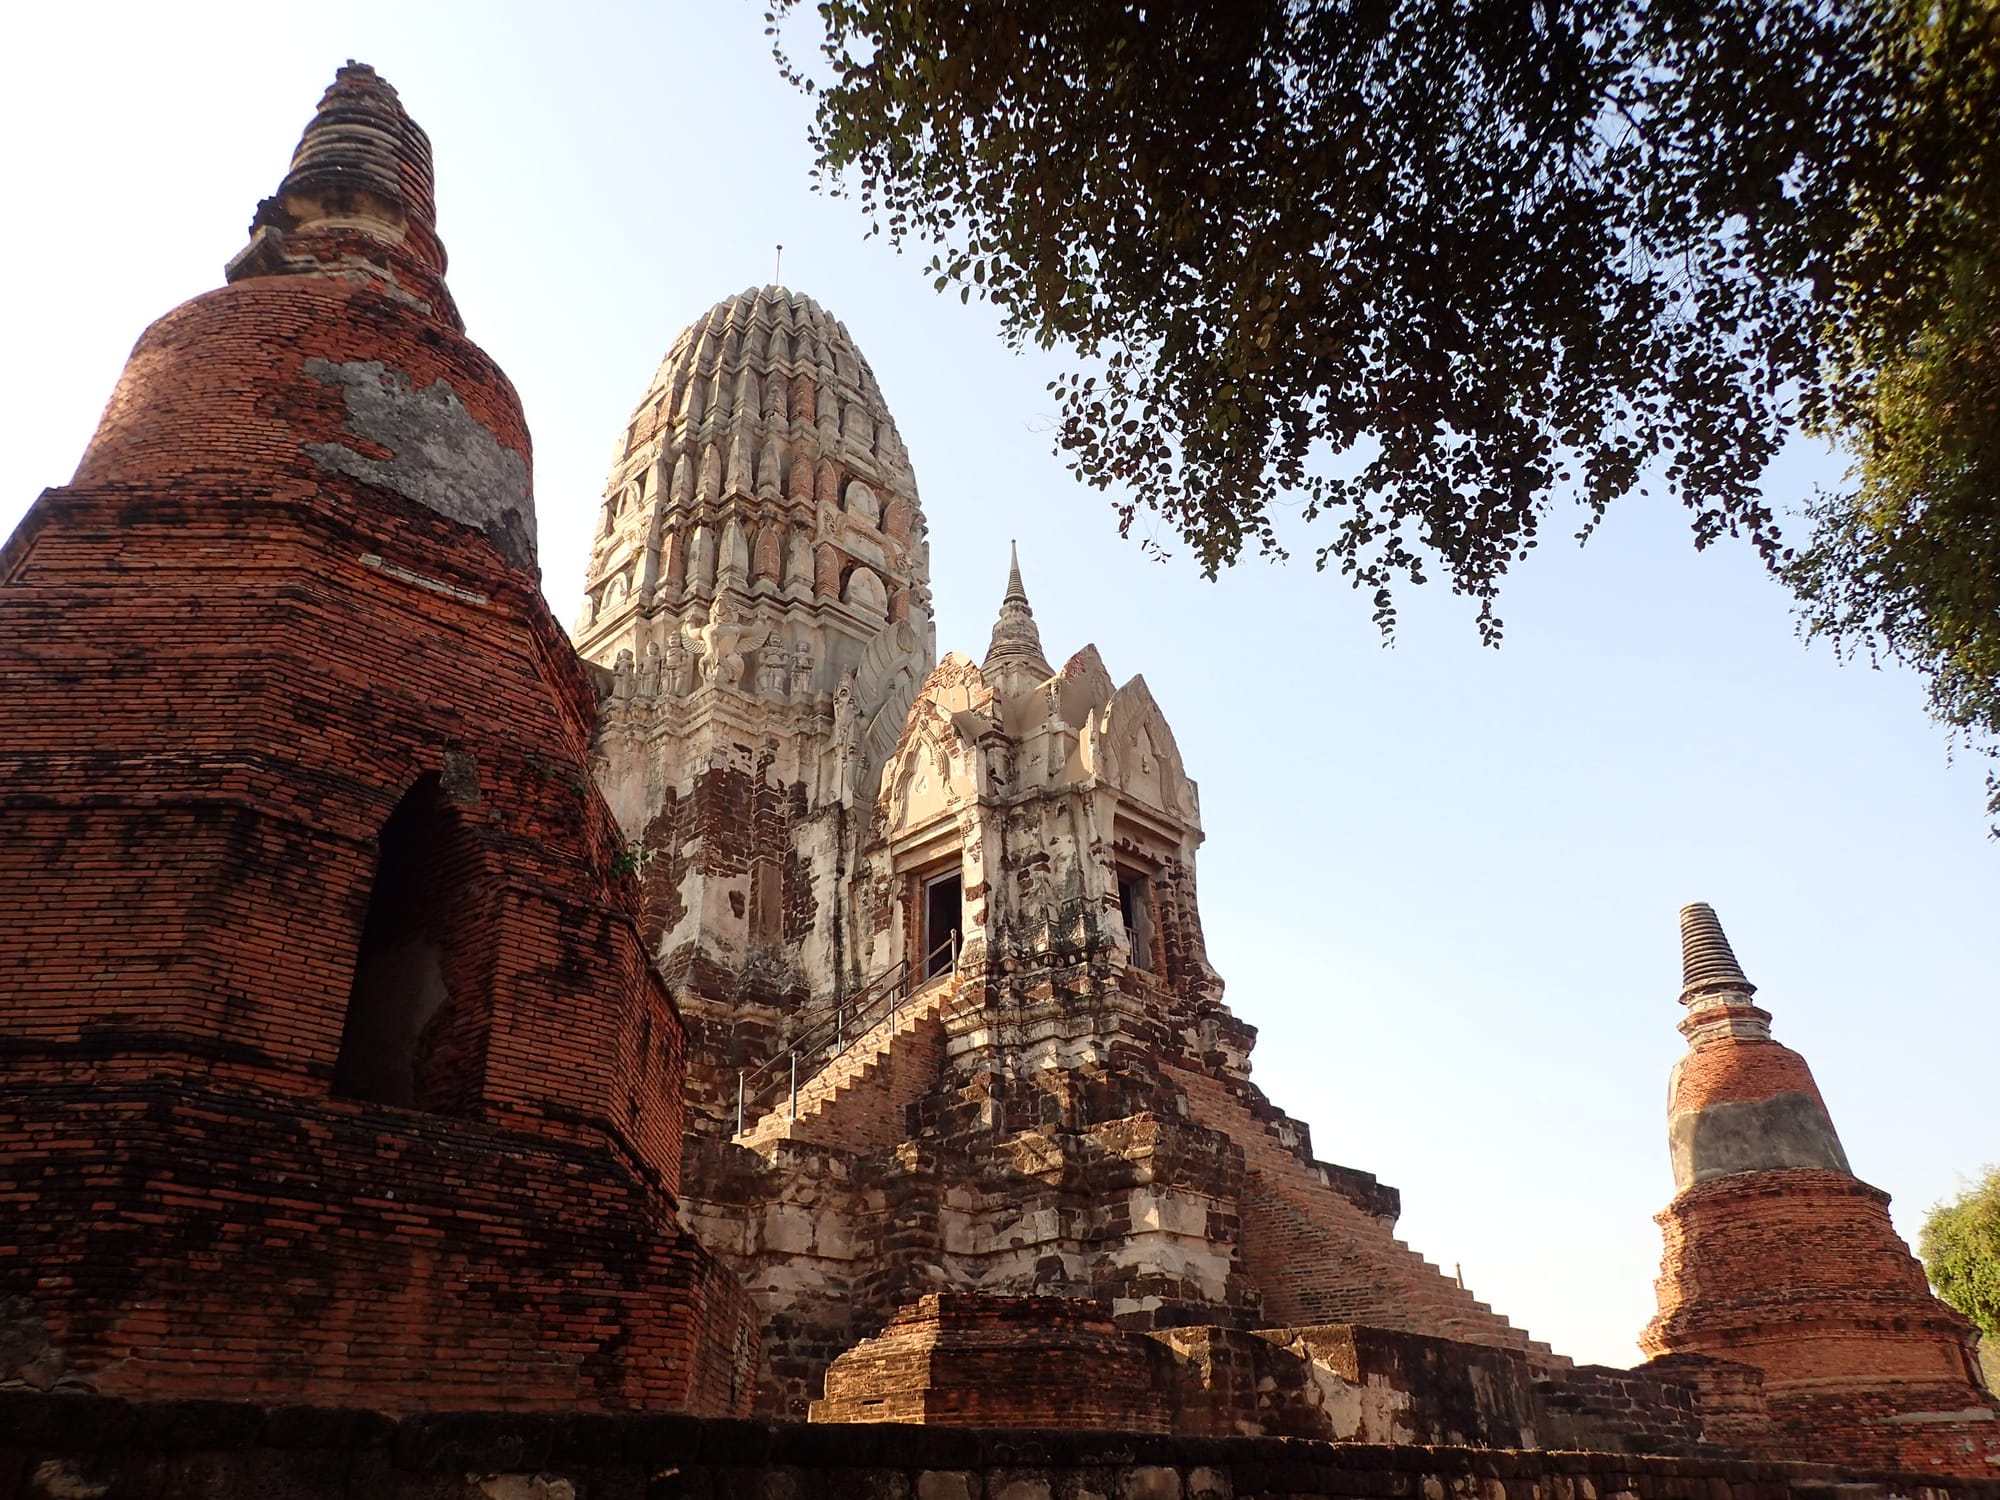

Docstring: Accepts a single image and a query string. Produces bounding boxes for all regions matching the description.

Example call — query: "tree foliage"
[1920,1164,2000,1355]
[1789,0,2000,822]
[770,0,2000,822]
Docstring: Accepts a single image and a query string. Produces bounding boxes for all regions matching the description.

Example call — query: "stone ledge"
[4,1391,1999,1499]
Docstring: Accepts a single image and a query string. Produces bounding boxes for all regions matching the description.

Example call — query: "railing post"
[736,1069,744,1137]
[789,1053,798,1120]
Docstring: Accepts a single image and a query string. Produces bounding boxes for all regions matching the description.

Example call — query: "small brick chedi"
[3,62,1996,1488]
[1642,905,2000,1471]
[0,64,754,1414]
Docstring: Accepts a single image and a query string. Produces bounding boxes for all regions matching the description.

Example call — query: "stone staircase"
[738,979,953,1155]
[1165,1064,1565,1367]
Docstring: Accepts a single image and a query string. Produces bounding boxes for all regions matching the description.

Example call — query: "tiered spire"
[1674,902,1772,1042]
[1664,902,1844,1186]
[227,62,459,328]
[1641,907,2000,1476]
[1679,902,1755,1002]
[983,543,1054,692]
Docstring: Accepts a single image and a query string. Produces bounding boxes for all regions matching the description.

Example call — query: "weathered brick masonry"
[811,1294,1176,1432]
[6,57,1994,1487]
[5,1389,1999,1500]
[1642,907,1999,1474]
[652,571,1553,1417]
[0,63,754,1413]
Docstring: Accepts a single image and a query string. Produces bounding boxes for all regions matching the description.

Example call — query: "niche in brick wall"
[750,857,782,947]
[333,773,491,1115]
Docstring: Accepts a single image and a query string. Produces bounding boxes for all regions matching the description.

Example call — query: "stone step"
[1165,1063,1564,1367]
[739,978,955,1155]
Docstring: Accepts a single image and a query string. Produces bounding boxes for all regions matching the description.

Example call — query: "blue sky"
[4,1,1994,1368]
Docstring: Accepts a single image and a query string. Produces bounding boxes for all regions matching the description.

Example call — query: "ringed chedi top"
[1665,902,1851,1190]
[73,61,538,577]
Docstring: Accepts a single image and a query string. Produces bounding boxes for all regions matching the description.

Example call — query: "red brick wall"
[1646,1168,1999,1472]
[70,282,529,495]
[1669,1037,1826,1115]
[813,1293,1175,1431]
[13,1389,2000,1500]
[0,264,755,1412]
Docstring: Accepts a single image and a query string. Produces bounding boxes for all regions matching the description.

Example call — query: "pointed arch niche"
[332,773,493,1115]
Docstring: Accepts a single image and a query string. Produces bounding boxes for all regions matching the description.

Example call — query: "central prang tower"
[578,288,936,1126]
[578,328,1555,1415]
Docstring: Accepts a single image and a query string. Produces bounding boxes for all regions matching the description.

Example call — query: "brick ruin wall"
[1647,1170,2000,1473]
[0,263,759,1415]
[677,934,1568,1419]
[636,754,829,1134]
[5,1392,1999,1500]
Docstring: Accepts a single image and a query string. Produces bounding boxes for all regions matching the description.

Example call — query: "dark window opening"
[750,857,782,947]
[1119,871,1155,973]
[333,775,485,1113]
[922,871,962,979]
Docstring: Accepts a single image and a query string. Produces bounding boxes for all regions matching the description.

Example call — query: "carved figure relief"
[756,631,789,698]
[701,597,746,690]
[832,672,863,797]
[661,631,693,697]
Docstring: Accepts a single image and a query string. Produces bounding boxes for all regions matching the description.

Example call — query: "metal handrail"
[734,930,958,1137]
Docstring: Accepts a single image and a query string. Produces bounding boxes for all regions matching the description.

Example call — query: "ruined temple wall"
[12,1391,2000,1500]
[0,63,762,1414]
[0,1086,757,1414]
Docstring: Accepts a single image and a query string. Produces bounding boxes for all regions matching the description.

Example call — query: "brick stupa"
[1641,904,2000,1471]
[0,64,754,1412]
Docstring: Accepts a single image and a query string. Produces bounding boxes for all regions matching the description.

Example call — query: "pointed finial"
[775,244,784,284]
[983,541,1054,688]
[1679,902,1755,1004]
[1005,539,1027,603]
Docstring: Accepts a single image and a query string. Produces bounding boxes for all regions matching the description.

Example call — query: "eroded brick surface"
[5,1389,1999,1500]
[1642,907,2000,1474]
[0,63,754,1415]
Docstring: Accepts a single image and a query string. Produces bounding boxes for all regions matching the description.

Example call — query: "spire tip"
[1679,902,1755,1003]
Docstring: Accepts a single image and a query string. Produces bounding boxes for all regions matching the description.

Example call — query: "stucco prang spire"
[983,541,1054,696]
